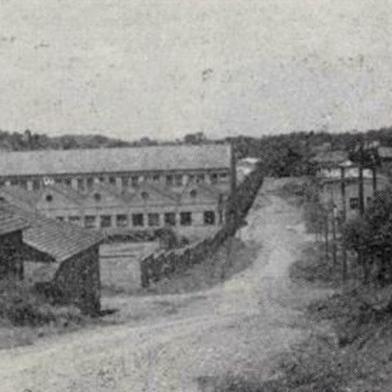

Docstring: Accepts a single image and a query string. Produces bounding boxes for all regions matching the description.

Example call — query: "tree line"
[229,126,392,177]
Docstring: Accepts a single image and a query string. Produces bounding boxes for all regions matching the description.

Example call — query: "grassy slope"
[0,281,88,350]
[286,244,392,392]
[142,237,259,295]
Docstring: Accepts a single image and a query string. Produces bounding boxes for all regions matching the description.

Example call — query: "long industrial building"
[0,144,232,192]
[0,143,234,238]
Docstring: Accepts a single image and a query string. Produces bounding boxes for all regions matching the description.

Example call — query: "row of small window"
[0,172,229,190]
[57,211,217,229]
[45,188,203,203]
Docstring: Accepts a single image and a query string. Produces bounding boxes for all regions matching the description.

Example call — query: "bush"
[0,280,81,327]
[343,188,392,283]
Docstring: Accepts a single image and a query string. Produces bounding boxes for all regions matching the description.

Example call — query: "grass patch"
[143,238,258,295]
[290,242,364,288]
[0,280,88,350]
[197,345,346,392]
[286,244,392,392]
[289,244,342,287]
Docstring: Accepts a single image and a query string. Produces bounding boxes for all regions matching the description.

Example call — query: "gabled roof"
[83,182,132,205]
[0,186,43,209]
[179,183,222,203]
[46,184,86,204]
[130,182,179,204]
[237,157,259,166]
[0,203,29,236]
[311,150,349,166]
[2,201,104,262]
[378,146,392,159]
[311,150,348,166]
[0,185,85,210]
[0,144,231,177]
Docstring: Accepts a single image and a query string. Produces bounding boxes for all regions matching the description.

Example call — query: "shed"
[3,201,104,314]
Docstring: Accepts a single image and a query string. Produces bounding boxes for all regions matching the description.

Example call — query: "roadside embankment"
[279,242,392,392]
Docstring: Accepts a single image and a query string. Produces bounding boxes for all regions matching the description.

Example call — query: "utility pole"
[358,136,365,216]
[340,166,347,222]
[328,187,337,267]
[357,135,366,279]
[324,209,330,261]
[331,204,337,267]
[230,140,237,228]
[340,164,348,282]
[372,164,377,195]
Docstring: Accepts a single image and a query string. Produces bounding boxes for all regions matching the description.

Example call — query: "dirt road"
[0,179,316,392]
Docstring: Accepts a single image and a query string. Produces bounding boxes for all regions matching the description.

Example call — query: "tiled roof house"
[2,200,103,314]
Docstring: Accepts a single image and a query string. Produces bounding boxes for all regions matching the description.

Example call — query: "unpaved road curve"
[0,179,315,392]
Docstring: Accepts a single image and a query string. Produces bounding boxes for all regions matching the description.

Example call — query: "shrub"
[343,188,392,283]
[0,280,81,327]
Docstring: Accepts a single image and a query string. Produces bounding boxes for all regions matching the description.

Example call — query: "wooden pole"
[372,166,377,195]
[340,166,348,282]
[340,167,347,222]
[229,140,237,228]
[357,136,366,279]
[328,186,337,267]
[358,137,365,216]
[332,207,337,267]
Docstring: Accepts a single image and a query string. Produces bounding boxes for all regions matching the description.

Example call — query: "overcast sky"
[1,0,392,141]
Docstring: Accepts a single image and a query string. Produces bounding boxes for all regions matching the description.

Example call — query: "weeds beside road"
[286,243,392,392]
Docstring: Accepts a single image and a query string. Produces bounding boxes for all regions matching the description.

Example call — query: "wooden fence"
[140,165,264,287]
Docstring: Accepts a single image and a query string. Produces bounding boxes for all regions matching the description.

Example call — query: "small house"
[3,202,104,314]
[310,150,350,178]
[319,175,390,220]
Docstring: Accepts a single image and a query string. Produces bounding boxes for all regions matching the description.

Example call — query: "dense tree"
[229,127,392,178]
[0,129,131,151]
[343,188,392,283]
[184,132,206,144]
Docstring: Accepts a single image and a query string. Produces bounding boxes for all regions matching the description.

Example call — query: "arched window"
[141,191,149,200]
[45,194,53,202]
[94,193,101,202]
[190,189,197,198]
